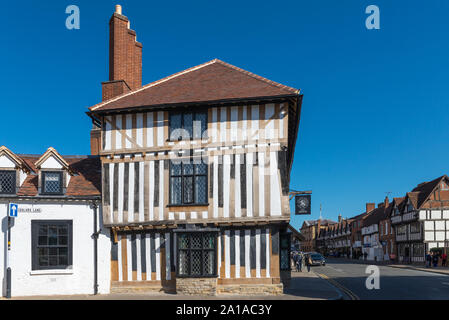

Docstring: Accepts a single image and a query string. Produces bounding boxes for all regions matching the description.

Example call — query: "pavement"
[3,270,342,300]
[314,258,449,300]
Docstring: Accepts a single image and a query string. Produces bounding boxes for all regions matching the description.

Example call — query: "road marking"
[316,273,360,300]
[328,266,344,273]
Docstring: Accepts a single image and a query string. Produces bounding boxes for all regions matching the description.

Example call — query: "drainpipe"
[91,201,100,295]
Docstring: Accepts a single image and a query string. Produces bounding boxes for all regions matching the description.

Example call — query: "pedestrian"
[433,252,439,268]
[296,254,303,272]
[363,252,368,261]
[442,252,447,267]
[306,254,312,272]
[426,252,432,268]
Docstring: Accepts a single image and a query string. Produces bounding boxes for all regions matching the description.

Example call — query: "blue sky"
[1,1,448,229]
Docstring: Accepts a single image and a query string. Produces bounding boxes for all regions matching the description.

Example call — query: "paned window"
[169,112,208,141]
[32,220,73,270]
[0,170,16,195]
[177,232,217,277]
[170,160,208,205]
[42,171,63,195]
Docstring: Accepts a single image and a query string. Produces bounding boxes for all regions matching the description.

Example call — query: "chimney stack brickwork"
[102,80,131,101]
[366,203,375,213]
[92,6,143,155]
[106,10,143,96]
[101,7,143,102]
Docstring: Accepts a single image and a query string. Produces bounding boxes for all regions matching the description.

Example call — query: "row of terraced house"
[302,175,449,265]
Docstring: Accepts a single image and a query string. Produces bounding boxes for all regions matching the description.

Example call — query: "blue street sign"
[9,204,18,218]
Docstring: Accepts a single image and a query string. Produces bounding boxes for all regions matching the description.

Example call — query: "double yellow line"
[316,273,360,300]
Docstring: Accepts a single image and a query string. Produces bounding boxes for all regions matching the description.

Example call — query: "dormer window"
[42,171,63,195]
[0,170,16,195]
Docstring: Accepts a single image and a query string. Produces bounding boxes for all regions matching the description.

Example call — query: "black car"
[308,253,326,266]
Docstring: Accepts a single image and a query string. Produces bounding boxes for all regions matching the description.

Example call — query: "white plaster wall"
[40,156,63,169]
[0,156,15,168]
[0,201,110,297]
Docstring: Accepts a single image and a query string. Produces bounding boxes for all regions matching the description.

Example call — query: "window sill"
[30,269,74,276]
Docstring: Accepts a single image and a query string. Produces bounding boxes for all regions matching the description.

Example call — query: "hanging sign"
[295,195,311,215]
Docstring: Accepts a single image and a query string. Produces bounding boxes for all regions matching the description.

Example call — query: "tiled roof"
[406,192,420,210]
[364,205,387,226]
[15,155,101,198]
[89,59,300,113]
[410,175,448,209]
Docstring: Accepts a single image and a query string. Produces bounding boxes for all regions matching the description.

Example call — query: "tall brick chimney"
[91,5,143,155]
[101,4,143,101]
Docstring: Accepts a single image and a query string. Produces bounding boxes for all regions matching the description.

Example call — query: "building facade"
[301,219,335,253]
[87,6,303,295]
[361,199,391,261]
[0,146,110,297]
[350,204,375,259]
[379,208,396,261]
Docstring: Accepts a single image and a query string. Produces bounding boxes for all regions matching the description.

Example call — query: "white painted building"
[0,146,111,297]
[361,200,391,262]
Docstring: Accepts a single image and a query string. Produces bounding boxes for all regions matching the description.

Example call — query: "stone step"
[217,284,283,296]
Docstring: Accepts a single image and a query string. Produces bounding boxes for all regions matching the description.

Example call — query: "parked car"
[308,253,326,266]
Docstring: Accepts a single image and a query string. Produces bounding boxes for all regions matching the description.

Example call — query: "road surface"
[314,258,449,300]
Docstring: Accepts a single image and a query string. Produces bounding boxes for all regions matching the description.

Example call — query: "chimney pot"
[115,5,122,15]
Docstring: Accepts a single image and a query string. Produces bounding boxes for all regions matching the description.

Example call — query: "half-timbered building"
[87,6,303,295]
[332,217,353,257]
[391,176,449,264]
[418,176,449,255]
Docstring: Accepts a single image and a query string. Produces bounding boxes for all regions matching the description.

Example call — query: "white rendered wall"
[0,202,110,297]
[0,155,15,168]
[40,156,64,169]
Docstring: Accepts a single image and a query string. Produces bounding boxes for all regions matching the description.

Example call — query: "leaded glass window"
[0,170,16,195]
[177,232,217,278]
[32,220,73,270]
[42,171,63,195]
[169,111,208,141]
[170,160,208,205]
